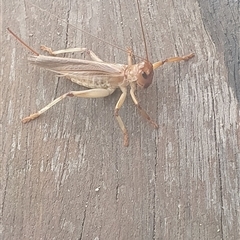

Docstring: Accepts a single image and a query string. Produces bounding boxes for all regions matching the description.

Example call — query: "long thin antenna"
[7,28,39,56]
[9,1,147,61]
[26,1,134,56]
[136,0,149,61]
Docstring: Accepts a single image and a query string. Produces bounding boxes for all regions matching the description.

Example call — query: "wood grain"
[1,0,239,239]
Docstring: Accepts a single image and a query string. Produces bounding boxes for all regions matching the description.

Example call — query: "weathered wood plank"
[1,0,239,239]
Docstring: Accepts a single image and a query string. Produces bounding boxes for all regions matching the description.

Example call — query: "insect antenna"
[7,28,39,56]
[136,0,149,61]
[25,1,143,60]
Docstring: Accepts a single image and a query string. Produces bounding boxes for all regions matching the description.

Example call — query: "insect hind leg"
[40,46,104,62]
[22,88,115,123]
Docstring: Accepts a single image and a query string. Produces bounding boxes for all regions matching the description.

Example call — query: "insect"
[8,0,194,147]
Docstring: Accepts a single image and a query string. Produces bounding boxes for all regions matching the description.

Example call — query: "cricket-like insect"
[8,0,194,147]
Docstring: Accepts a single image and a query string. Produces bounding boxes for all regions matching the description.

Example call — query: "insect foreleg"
[130,83,159,129]
[40,46,103,62]
[22,88,115,123]
[114,87,129,147]
[153,53,194,70]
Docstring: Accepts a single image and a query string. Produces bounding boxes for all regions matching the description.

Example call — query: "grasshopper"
[8,0,194,147]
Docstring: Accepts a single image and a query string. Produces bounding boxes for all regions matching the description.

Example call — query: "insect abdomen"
[70,75,113,89]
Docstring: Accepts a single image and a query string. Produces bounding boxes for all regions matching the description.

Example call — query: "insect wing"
[28,55,126,88]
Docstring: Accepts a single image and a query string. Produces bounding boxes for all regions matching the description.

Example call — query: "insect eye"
[142,72,148,79]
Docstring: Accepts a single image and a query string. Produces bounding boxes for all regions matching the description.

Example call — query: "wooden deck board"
[1,0,239,239]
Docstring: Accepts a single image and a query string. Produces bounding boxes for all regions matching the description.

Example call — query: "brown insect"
[8,0,194,147]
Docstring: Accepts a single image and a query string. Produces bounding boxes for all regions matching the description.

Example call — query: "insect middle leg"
[114,87,129,147]
[40,46,103,62]
[22,88,115,123]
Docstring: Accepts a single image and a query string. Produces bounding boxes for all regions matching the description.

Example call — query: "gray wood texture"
[1,0,239,239]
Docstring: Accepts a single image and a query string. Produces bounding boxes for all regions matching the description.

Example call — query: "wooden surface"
[1,0,239,239]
